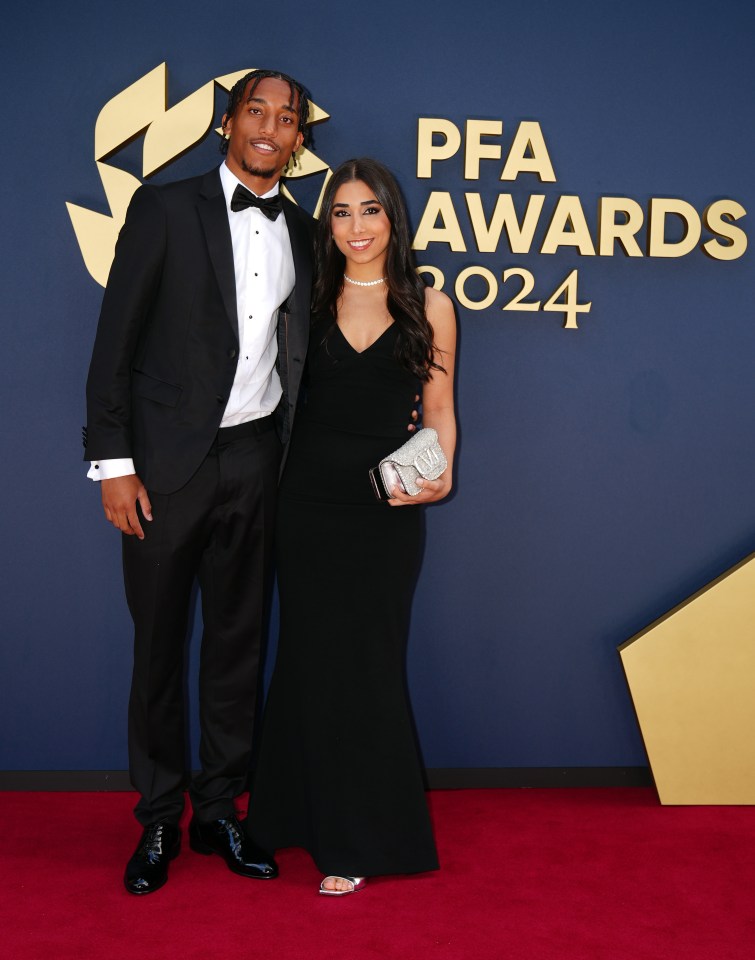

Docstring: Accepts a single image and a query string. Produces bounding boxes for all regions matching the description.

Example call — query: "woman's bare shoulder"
[424,284,455,327]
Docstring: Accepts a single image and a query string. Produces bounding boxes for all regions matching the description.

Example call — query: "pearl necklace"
[344,275,386,287]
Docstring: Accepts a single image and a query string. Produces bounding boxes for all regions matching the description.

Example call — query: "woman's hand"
[387,474,452,507]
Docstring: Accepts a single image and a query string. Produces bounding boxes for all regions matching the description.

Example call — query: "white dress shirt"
[88,161,295,481]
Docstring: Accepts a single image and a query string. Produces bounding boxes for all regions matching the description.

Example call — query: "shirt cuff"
[87,458,136,481]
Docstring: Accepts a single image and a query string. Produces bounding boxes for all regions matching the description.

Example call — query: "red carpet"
[2,789,753,959]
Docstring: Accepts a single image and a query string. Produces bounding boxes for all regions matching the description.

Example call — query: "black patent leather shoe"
[124,821,181,895]
[189,815,278,878]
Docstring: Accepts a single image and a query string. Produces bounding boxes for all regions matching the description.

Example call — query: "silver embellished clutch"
[369,428,448,500]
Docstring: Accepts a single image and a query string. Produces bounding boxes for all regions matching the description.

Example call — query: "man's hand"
[101,475,153,539]
[408,394,420,432]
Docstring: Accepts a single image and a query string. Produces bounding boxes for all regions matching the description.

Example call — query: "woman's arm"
[389,286,457,506]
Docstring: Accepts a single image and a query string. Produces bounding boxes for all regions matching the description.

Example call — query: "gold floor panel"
[619,552,755,805]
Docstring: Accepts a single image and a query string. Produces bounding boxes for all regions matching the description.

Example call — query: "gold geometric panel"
[619,552,755,805]
[94,63,167,162]
[67,63,333,286]
[143,81,216,177]
[66,162,142,287]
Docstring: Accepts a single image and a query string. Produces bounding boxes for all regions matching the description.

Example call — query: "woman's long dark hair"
[312,158,443,382]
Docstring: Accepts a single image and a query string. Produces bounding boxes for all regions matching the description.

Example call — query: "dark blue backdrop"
[1,0,753,772]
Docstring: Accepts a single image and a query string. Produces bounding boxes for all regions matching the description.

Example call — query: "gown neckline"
[335,321,395,355]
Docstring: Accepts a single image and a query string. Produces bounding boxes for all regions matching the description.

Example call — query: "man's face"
[222,77,304,189]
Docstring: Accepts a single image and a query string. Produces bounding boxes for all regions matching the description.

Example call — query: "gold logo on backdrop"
[412,118,748,327]
[66,64,332,287]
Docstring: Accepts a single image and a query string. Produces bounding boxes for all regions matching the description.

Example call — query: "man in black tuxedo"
[85,69,314,895]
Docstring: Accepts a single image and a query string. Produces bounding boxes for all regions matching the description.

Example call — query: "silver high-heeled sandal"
[319,875,367,896]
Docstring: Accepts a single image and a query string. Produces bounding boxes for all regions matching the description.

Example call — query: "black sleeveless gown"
[248,317,439,877]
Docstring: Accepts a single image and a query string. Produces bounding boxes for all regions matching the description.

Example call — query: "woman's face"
[330,179,391,273]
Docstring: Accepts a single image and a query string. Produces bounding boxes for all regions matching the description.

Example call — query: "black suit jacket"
[85,168,314,494]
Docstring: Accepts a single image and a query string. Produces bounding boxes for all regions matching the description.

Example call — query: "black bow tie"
[230,185,283,221]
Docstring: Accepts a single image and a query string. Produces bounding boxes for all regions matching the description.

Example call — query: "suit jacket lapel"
[283,196,313,357]
[282,197,313,310]
[197,168,239,338]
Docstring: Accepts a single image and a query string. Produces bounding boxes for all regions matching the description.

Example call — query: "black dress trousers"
[122,423,281,826]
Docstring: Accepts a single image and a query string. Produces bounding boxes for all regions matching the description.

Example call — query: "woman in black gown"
[248,158,457,895]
